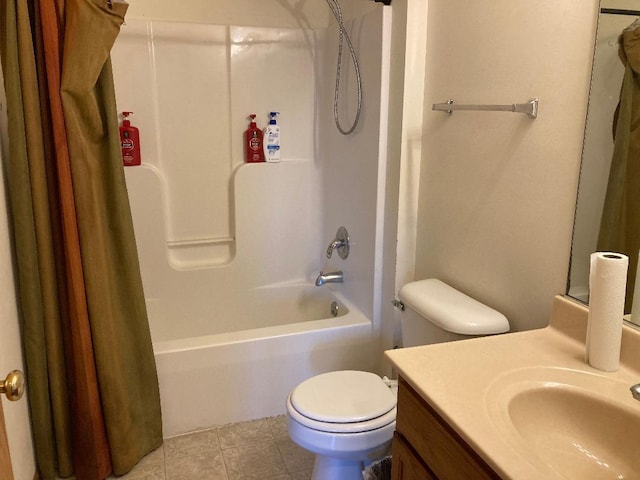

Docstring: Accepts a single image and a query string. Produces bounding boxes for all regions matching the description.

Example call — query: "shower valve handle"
[326,240,344,258]
[326,226,350,259]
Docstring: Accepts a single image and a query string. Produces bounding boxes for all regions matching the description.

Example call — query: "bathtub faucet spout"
[315,271,343,286]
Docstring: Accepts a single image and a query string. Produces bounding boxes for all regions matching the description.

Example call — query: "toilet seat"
[287,370,397,434]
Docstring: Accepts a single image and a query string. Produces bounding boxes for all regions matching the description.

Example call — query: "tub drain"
[330,301,339,317]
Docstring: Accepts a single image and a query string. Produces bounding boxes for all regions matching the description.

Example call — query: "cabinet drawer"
[395,377,501,480]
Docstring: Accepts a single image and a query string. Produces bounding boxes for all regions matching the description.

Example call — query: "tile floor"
[112,415,315,480]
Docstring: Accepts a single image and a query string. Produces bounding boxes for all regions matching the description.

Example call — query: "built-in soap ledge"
[167,236,234,248]
[166,236,235,269]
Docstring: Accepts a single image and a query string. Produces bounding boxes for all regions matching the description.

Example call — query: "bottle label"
[122,138,134,151]
[121,134,138,165]
[250,137,261,151]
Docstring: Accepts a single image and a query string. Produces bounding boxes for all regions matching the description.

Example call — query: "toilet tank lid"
[398,279,510,335]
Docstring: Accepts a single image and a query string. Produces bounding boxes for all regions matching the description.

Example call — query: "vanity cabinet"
[391,377,501,480]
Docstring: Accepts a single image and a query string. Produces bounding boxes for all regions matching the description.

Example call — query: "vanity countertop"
[385,295,640,479]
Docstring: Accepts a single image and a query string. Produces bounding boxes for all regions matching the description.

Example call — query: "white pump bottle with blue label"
[263,112,281,162]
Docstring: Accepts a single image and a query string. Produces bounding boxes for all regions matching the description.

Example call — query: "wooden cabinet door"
[391,433,436,480]
[0,399,14,480]
[396,378,501,480]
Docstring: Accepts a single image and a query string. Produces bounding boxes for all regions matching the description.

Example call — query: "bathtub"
[150,284,373,437]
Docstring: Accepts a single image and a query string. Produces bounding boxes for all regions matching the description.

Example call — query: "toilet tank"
[398,279,510,348]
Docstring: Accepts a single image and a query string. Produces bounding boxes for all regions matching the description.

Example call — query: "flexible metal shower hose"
[325,0,363,135]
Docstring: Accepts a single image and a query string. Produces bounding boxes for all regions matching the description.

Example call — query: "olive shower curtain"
[0,0,162,478]
[598,19,640,312]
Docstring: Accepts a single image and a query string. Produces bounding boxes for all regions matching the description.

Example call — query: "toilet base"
[311,454,364,480]
[308,441,392,480]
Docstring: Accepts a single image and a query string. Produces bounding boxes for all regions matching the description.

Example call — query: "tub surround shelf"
[166,236,234,248]
[385,295,640,479]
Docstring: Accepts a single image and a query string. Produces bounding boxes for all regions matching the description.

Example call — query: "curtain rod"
[601,8,640,16]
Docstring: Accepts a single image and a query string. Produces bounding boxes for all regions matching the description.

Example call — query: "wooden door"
[0,121,36,479]
[0,398,14,480]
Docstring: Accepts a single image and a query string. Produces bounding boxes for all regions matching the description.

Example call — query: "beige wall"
[413,0,599,332]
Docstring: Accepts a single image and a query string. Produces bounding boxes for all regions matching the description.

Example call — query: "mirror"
[569,1,640,320]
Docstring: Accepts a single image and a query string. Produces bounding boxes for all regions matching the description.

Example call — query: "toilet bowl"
[286,370,396,480]
[286,279,510,480]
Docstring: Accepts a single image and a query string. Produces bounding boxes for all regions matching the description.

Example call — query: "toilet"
[286,279,510,480]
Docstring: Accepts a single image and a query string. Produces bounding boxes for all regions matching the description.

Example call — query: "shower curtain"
[598,19,640,312]
[0,0,162,478]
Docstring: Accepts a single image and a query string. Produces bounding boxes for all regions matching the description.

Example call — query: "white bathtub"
[150,285,373,437]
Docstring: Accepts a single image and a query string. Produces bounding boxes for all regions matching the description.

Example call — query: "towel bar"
[432,98,539,119]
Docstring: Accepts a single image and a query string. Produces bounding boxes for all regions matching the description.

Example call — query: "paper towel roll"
[585,252,629,372]
[631,250,640,325]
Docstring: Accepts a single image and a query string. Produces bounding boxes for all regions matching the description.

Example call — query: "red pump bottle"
[244,114,264,163]
[120,111,142,166]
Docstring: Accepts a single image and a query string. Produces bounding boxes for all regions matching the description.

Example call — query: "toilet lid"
[289,370,396,424]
